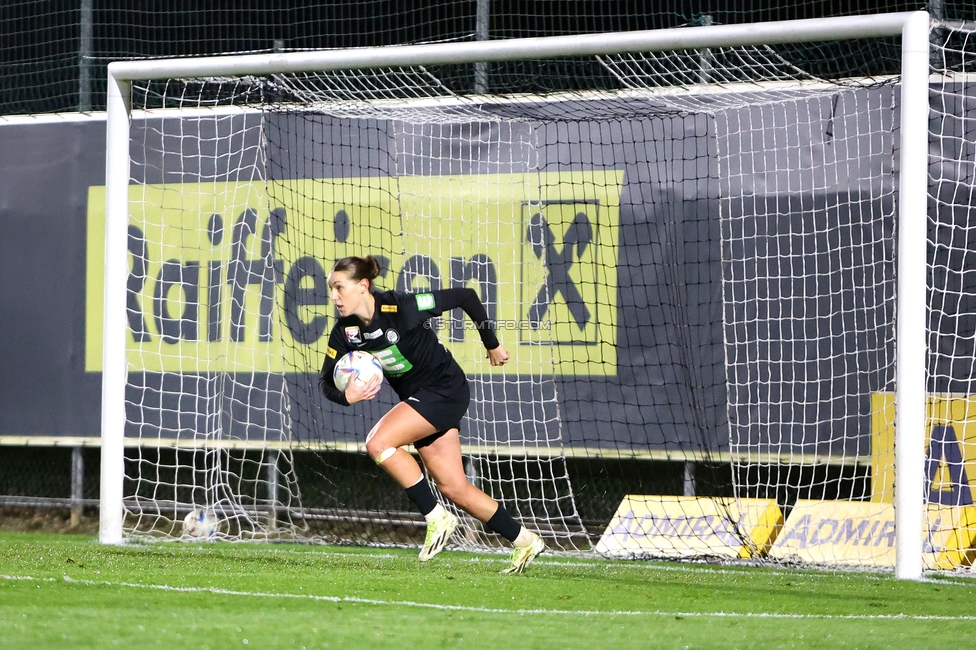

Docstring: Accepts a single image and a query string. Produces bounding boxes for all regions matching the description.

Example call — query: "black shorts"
[407,377,470,448]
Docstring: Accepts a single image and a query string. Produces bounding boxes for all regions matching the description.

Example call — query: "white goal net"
[97,13,976,574]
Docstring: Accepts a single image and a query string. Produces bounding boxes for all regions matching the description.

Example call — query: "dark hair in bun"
[331,255,382,290]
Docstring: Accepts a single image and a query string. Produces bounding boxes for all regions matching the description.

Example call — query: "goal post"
[98,73,131,545]
[893,10,929,581]
[98,12,934,578]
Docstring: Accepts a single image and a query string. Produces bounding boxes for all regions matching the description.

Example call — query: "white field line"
[163,544,976,585]
[3,573,974,621]
[104,541,976,587]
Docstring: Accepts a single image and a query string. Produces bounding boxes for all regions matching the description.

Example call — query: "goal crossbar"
[105,13,918,80]
[100,11,931,580]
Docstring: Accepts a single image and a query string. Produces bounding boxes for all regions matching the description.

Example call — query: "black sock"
[485,505,522,543]
[404,477,438,517]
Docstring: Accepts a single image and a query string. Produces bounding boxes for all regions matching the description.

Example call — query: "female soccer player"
[319,255,546,574]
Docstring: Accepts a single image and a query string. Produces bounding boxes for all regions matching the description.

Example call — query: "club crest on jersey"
[344,326,362,345]
[385,329,400,344]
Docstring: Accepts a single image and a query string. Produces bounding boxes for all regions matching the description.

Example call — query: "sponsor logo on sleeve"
[381,304,398,313]
[415,293,435,311]
[326,346,337,359]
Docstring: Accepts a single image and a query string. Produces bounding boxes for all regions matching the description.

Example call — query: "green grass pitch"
[1,532,973,649]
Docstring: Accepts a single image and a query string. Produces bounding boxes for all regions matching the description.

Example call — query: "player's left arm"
[431,288,509,366]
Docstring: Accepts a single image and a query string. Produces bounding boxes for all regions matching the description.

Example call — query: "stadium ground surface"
[1,532,973,649]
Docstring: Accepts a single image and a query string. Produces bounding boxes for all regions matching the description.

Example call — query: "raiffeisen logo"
[85,172,622,374]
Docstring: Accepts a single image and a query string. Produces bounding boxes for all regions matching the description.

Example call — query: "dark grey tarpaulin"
[0,118,106,439]
[2,85,969,458]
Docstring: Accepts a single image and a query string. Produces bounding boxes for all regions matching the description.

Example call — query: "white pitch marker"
[4,573,975,622]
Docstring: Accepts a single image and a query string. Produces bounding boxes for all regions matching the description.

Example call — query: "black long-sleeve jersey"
[319,288,500,406]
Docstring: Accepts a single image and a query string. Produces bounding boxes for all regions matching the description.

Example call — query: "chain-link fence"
[3,1,974,115]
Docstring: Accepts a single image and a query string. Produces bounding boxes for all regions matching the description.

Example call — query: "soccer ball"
[333,350,384,391]
[183,508,218,538]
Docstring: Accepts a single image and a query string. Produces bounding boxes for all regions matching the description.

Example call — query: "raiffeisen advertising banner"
[84,171,623,376]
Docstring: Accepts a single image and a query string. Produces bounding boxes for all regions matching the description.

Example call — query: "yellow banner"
[769,500,895,566]
[926,504,976,569]
[595,495,783,560]
[872,393,976,507]
[86,171,623,374]
[769,500,976,569]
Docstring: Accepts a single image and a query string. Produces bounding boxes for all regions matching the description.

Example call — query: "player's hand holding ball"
[345,373,382,403]
[333,350,384,404]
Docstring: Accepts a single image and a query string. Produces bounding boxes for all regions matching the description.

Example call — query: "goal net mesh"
[115,19,976,569]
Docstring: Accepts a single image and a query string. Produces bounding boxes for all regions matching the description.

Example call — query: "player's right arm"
[319,328,351,406]
[318,328,382,406]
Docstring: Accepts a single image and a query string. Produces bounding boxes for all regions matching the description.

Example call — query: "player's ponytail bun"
[331,255,383,290]
[362,255,382,282]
